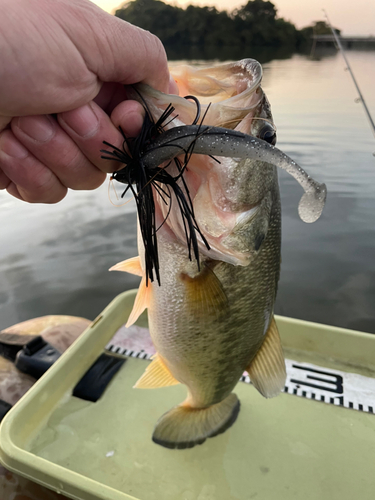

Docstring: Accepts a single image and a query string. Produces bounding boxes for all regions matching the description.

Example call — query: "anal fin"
[134,353,180,389]
[247,316,286,398]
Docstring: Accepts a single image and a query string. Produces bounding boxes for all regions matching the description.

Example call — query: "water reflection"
[1,51,374,333]
[267,51,375,332]
[0,190,141,327]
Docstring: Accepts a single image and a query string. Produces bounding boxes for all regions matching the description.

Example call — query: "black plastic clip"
[73,353,125,402]
[15,336,61,379]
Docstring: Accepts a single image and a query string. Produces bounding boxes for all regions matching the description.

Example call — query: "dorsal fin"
[109,256,143,276]
[125,276,151,327]
[109,256,150,327]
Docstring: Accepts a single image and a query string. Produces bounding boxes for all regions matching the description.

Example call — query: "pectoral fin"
[180,263,228,319]
[134,354,180,389]
[247,316,286,398]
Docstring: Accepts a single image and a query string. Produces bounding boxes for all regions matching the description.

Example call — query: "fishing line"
[108,179,134,207]
[108,177,119,206]
[323,9,375,153]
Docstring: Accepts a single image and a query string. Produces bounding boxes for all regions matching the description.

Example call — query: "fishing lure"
[101,94,326,286]
[101,94,211,286]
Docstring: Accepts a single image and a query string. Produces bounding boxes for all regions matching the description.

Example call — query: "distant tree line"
[115,0,338,59]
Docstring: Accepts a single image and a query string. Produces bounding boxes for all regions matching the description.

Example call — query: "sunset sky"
[92,0,375,36]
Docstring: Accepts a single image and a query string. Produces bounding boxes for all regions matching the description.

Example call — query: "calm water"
[1,50,375,333]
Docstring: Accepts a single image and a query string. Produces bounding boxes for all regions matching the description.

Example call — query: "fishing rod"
[323,9,375,148]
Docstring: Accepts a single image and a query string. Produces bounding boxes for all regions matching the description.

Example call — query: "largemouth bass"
[107,60,326,449]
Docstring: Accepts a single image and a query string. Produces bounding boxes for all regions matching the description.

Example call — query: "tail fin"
[152,393,240,449]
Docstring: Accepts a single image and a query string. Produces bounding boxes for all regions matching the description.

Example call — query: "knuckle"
[62,148,83,174]
[0,129,29,160]
[21,180,67,204]
[59,149,106,190]
[22,162,65,203]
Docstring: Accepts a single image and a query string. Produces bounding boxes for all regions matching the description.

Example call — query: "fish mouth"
[104,60,325,282]
[170,59,263,105]
[133,59,276,265]
[131,58,270,133]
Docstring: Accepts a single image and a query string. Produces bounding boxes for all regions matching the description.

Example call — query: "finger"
[12,113,106,188]
[6,182,23,201]
[110,81,179,139]
[93,83,128,115]
[110,100,145,137]
[78,10,170,93]
[169,74,180,95]
[95,77,178,120]
[58,101,136,172]
[0,130,67,203]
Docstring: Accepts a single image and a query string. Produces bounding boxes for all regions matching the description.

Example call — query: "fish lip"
[132,58,266,131]
[232,59,263,93]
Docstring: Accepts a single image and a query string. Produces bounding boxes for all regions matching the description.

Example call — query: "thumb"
[59,1,170,93]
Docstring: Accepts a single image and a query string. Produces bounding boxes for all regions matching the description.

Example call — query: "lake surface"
[1,50,375,333]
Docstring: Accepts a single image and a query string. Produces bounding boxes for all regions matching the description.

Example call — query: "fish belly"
[148,182,281,408]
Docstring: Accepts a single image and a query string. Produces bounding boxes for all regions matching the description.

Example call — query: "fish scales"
[149,172,280,407]
[108,59,325,449]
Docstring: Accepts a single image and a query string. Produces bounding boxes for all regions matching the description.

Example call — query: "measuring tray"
[1,290,375,500]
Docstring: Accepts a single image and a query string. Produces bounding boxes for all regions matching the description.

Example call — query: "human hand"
[0,0,174,203]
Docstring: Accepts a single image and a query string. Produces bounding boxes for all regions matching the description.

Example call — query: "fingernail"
[61,104,99,138]
[0,135,28,159]
[17,115,54,142]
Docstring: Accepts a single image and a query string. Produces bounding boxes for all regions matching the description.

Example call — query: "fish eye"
[259,125,277,146]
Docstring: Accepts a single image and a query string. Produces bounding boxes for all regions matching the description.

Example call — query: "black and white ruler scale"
[106,325,375,415]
